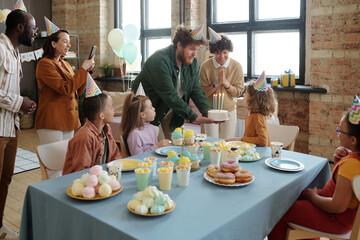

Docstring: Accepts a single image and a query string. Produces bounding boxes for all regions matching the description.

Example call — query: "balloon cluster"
[108,24,142,70]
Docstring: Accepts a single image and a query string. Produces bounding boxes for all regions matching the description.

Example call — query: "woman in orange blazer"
[35,29,95,178]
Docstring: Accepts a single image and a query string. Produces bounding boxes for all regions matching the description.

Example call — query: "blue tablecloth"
[20,139,331,240]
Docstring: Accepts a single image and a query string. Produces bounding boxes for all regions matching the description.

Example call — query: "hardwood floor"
[4,128,41,233]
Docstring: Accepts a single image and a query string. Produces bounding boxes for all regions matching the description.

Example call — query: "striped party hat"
[254,71,268,92]
[191,24,204,40]
[208,27,221,43]
[85,73,102,98]
[349,95,360,124]
[14,0,27,12]
[44,17,60,36]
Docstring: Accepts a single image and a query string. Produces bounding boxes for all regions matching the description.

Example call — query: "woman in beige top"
[200,33,244,139]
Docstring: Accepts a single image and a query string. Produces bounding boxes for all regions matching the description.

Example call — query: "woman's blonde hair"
[120,93,149,145]
[246,79,277,117]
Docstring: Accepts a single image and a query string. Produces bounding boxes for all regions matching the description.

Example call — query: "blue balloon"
[124,24,140,43]
[112,48,123,58]
[122,42,138,65]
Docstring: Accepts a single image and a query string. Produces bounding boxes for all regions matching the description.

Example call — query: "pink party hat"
[349,95,360,124]
[191,24,204,40]
[85,73,102,98]
[208,27,221,43]
[14,0,27,12]
[44,17,60,36]
[254,71,268,92]
[135,82,146,96]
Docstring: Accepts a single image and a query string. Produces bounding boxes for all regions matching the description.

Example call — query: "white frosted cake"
[208,110,229,121]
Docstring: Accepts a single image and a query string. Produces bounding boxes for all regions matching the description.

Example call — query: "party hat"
[85,73,102,98]
[135,82,146,96]
[349,95,360,124]
[191,24,204,40]
[208,27,221,43]
[44,17,60,36]
[253,71,268,92]
[14,0,27,12]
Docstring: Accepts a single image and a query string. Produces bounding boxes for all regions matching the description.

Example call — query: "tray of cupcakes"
[204,160,254,187]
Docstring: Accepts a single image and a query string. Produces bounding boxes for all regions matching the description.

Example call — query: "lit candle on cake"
[221,93,224,110]
[218,93,221,110]
[214,94,217,110]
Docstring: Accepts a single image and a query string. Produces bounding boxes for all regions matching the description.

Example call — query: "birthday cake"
[208,110,229,121]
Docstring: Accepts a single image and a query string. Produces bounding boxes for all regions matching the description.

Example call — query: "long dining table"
[19,138,331,240]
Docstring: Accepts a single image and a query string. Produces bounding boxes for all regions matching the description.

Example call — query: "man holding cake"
[132,24,217,139]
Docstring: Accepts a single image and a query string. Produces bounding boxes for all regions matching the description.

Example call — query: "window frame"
[114,0,171,67]
[207,0,306,84]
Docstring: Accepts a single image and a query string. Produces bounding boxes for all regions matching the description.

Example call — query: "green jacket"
[132,45,211,131]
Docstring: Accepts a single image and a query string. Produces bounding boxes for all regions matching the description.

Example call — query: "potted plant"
[100,64,114,77]
[20,89,37,129]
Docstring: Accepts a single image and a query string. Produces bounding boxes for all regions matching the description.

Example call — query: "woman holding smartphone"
[35,29,95,178]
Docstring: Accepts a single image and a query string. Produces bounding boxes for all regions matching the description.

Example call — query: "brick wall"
[51,0,360,161]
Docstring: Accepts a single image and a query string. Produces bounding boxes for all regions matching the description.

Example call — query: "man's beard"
[20,31,33,47]
[178,49,193,65]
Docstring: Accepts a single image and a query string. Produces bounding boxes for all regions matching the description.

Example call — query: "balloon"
[108,29,125,52]
[129,53,142,71]
[124,24,140,43]
[112,48,123,58]
[122,42,138,65]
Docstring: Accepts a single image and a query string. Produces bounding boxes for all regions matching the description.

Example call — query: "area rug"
[14,148,39,174]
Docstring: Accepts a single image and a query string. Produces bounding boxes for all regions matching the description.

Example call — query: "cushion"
[102,91,131,116]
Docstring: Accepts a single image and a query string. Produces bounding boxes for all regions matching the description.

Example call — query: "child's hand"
[333,147,351,165]
[158,139,170,148]
[306,187,318,202]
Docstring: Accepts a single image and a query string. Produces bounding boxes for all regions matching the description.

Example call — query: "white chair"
[267,124,299,151]
[36,140,69,181]
[286,175,360,240]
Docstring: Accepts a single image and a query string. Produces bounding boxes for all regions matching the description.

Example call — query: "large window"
[207,0,305,84]
[115,0,172,71]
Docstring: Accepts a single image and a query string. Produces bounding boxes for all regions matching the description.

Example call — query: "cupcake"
[171,131,183,146]
[184,129,195,145]
[227,149,240,162]
[167,151,178,159]
[189,154,200,170]
[179,156,191,165]
[187,143,200,154]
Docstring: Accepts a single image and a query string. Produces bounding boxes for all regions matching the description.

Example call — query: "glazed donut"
[206,164,221,178]
[234,170,253,183]
[220,160,240,173]
[214,172,235,185]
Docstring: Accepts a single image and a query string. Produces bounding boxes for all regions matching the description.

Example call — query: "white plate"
[264,157,304,172]
[155,146,183,156]
[203,173,254,187]
[107,159,142,171]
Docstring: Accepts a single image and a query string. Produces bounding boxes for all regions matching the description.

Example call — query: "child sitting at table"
[63,76,121,175]
[227,71,277,146]
[268,95,360,239]
[120,85,170,156]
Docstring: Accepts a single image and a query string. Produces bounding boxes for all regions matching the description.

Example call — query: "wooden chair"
[115,135,129,158]
[36,140,69,181]
[267,124,299,151]
[286,175,360,240]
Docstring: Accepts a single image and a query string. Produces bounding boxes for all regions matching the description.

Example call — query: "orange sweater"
[241,113,270,147]
[35,57,87,131]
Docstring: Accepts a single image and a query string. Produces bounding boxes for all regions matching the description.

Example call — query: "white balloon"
[107,29,125,52]
[124,24,140,43]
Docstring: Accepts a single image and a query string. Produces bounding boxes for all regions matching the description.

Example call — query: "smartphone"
[88,46,97,59]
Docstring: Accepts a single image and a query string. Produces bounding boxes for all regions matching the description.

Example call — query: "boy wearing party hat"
[63,74,121,175]
[200,27,244,139]
[131,24,214,140]
[227,71,277,146]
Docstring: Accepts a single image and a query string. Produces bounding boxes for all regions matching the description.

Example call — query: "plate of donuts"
[203,173,254,187]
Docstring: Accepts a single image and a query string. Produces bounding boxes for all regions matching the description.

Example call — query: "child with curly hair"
[227,72,277,146]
